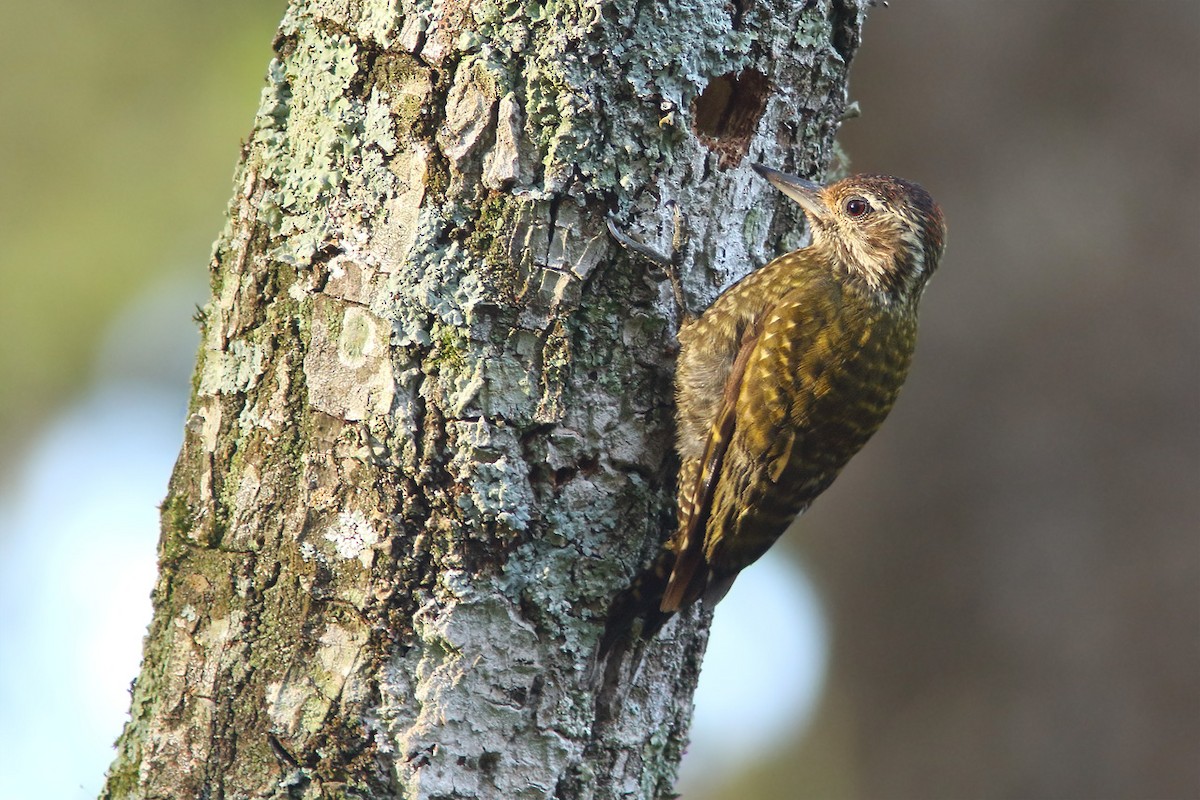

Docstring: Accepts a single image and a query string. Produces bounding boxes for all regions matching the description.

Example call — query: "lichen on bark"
[103,0,868,797]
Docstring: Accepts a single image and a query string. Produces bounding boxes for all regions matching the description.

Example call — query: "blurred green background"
[0,1,1196,798]
[0,4,288,796]
[0,2,284,464]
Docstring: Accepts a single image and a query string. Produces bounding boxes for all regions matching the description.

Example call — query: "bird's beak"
[751,163,828,222]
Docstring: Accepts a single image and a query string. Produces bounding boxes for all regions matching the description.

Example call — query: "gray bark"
[102,1,867,797]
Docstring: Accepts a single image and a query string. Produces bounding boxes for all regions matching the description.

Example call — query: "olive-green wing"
[661,283,838,612]
[660,314,765,612]
[702,291,840,588]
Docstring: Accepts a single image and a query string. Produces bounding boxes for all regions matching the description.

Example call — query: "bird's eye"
[844,197,871,218]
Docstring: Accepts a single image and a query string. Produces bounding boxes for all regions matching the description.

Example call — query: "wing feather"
[660,315,765,612]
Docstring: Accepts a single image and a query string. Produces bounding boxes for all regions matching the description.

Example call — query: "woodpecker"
[602,163,946,650]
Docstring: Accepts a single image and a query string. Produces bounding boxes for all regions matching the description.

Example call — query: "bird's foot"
[606,200,691,321]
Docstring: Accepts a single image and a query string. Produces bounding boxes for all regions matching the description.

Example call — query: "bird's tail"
[596,548,677,664]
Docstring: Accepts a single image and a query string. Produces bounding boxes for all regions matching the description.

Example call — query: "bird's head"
[753,163,947,305]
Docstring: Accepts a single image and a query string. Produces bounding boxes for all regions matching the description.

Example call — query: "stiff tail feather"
[596,548,678,664]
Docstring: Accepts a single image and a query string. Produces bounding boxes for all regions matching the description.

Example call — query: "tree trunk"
[102,1,866,797]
